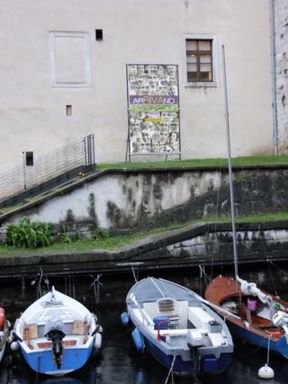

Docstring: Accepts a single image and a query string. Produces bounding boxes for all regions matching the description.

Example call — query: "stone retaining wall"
[2,166,288,235]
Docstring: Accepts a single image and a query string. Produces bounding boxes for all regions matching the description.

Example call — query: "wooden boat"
[205,45,288,361]
[205,275,288,358]
[9,287,102,376]
[0,307,10,363]
[122,277,233,377]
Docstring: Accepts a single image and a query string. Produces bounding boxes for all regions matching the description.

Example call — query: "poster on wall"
[126,64,180,159]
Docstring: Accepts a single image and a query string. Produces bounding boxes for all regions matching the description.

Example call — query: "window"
[186,39,213,82]
[66,105,72,116]
[95,29,103,41]
[183,34,219,87]
[25,152,34,166]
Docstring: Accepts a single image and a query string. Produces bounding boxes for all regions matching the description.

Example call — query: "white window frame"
[49,31,92,88]
[182,33,219,88]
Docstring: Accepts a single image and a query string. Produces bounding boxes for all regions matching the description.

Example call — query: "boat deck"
[24,336,88,350]
[21,320,90,350]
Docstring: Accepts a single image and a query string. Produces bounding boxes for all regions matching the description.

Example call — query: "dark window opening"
[66,105,72,116]
[186,39,213,83]
[95,29,103,41]
[26,152,34,166]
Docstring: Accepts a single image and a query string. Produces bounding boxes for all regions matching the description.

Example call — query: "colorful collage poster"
[127,65,180,156]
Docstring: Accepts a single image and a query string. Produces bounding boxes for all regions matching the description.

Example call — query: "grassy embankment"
[1,155,288,255]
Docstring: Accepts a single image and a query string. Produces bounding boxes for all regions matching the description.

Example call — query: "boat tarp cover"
[128,277,197,304]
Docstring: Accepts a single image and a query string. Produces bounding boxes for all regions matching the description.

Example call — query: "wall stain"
[87,193,98,225]
[66,209,74,222]
[106,201,121,226]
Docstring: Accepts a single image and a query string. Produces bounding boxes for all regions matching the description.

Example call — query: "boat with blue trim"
[205,44,288,363]
[205,275,288,359]
[9,287,102,376]
[122,277,233,377]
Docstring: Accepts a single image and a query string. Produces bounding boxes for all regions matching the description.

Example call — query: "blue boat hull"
[142,334,232,377]
[20,344,94,375]
[228,321,288,359]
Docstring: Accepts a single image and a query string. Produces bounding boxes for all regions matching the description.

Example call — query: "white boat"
[10,287,102,376]
[121,277,233,377]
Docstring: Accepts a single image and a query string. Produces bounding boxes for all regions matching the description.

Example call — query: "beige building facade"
[0,0,273,172]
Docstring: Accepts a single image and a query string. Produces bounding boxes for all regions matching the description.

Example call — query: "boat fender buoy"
[94,332,102,350]
[10,341,19,351]
[97,325,103,333]
[120,312,130,327]
[258,364,274,379]
[132,328,145,352]
[91,324,103,336]
[9,331,22,344]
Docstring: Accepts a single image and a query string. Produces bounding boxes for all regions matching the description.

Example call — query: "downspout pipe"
[269,0,279,155]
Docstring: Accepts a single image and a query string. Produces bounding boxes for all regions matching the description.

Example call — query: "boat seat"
[72,320,88,335]
[157,298,180,327]
[23,324,38,340]
[251,316,273,329]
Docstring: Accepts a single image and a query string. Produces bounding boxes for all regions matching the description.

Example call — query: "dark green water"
[2,306,288,384]
[1,268,288,383]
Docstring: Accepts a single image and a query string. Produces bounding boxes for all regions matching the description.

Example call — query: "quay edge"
[0,221,288,280]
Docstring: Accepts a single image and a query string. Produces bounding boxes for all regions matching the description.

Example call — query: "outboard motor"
[272,311,288,334]
[45,329,66,369]
[44,315,66,369]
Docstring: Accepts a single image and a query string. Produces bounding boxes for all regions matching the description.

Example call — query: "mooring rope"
[163,355,176,384]
[199,264,211,290]
[268,258,288,276]
[131,266,138,283]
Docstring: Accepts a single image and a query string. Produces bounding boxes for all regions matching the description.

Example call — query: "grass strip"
[0,211,287,256]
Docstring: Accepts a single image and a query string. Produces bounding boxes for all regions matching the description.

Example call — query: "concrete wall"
[4,167,288,233]
[0,221,288,288]
[0,0,273,172]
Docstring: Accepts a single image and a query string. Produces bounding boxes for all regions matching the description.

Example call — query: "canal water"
[1,267,288,384]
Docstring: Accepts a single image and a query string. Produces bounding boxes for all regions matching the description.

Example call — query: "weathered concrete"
[0,221,288,280]
[2,166,288,236]
[0,166,287,281]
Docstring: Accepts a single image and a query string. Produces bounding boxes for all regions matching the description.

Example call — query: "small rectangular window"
[186,39,213,83]
[66,105,72,116]
[26,152,34,166]
[95,29,103,41]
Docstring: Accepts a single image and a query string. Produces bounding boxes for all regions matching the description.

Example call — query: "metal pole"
[222,44,239,280]
[22,151,27,190]
[269,0,279,155]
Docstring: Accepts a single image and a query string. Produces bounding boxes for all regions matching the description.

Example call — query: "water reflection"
[3,329,288,384]
[5,307,288,384]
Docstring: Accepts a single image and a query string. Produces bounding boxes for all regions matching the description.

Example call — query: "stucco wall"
[0,0,272,172]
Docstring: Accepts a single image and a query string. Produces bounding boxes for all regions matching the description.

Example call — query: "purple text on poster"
[129,95,178,105]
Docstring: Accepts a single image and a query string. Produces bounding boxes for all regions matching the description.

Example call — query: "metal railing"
[0,134,95,205]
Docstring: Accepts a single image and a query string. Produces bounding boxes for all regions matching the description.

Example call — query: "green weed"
[6,217,52,248]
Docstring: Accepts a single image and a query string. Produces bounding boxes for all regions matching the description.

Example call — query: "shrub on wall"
[6,217,52,248]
